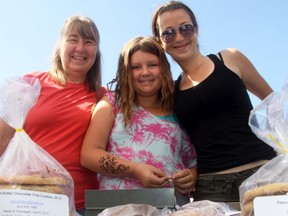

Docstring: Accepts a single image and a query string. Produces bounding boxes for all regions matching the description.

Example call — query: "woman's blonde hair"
[50,15,102,91]
[109,36,174,127]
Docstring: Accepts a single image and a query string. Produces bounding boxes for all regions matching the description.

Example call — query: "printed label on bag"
[0,189,69,216]
[254,195,288,216]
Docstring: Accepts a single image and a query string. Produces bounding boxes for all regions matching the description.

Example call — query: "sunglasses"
[160,24,195,44]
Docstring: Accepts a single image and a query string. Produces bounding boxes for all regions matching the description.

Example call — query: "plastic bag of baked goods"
[169,200,240,216]
[0,77,79,216]
[239,79,288,216]
[97,204,171,216]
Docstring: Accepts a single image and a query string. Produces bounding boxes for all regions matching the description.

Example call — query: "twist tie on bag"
[268,133,288,154]
[16,128,24,132]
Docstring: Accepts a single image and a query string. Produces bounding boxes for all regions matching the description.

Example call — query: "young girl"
[81,36,197,204]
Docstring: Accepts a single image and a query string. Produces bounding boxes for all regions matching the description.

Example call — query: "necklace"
[186,74,199,87]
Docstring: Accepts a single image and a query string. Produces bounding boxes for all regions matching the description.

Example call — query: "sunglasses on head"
[160,23,195,44]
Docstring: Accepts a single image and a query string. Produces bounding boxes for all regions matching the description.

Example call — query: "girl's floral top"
[99,92,197,190]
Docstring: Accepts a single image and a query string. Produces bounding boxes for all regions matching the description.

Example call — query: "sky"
[0,0,287,107]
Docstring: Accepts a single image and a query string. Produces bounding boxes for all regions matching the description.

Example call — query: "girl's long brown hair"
[108,36,174,127]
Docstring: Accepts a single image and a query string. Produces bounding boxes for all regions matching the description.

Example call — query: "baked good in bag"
[0,175,67,185]
[0,174,67,194]
[170,200,226,216]
[0,184,64,194]
[241,182,288,216]
[170,208,201,216]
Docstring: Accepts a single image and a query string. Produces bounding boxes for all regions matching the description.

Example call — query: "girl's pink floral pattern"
[99,92,197,190]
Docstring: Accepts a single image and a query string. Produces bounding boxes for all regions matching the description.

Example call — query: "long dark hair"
[152,1,198,41]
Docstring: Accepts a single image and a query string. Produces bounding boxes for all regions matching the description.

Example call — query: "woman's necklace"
[186,74,199,87]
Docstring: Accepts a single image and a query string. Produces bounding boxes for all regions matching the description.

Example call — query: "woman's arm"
[80,96,168,187]
[221,48,273,100]
[0,118,15,156]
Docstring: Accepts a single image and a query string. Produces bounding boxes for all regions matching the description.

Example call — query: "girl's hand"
[171,167,198,195]
[134,163,169,188]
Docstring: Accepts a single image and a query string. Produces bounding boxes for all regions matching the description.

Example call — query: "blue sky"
[0,0,287,106]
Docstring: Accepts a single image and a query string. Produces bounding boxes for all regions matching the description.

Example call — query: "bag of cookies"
[239,79,288,216]
[0,77,79,216]
[169,200,239,216]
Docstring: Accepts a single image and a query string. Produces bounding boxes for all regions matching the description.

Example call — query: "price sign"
[0,189,69,216]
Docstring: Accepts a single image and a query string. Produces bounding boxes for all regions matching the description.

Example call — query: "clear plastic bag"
[0,77,79,216]
[97,204,171,216]
[239,79,288,216]
[169,200,240,216]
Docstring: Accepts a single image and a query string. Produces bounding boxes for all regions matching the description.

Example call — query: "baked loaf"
[0,174,67,194]
[241,182,288,216]
[170,200,226,216]
[170,208,201,216]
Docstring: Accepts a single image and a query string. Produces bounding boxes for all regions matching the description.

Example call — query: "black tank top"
[174,54,276,174]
